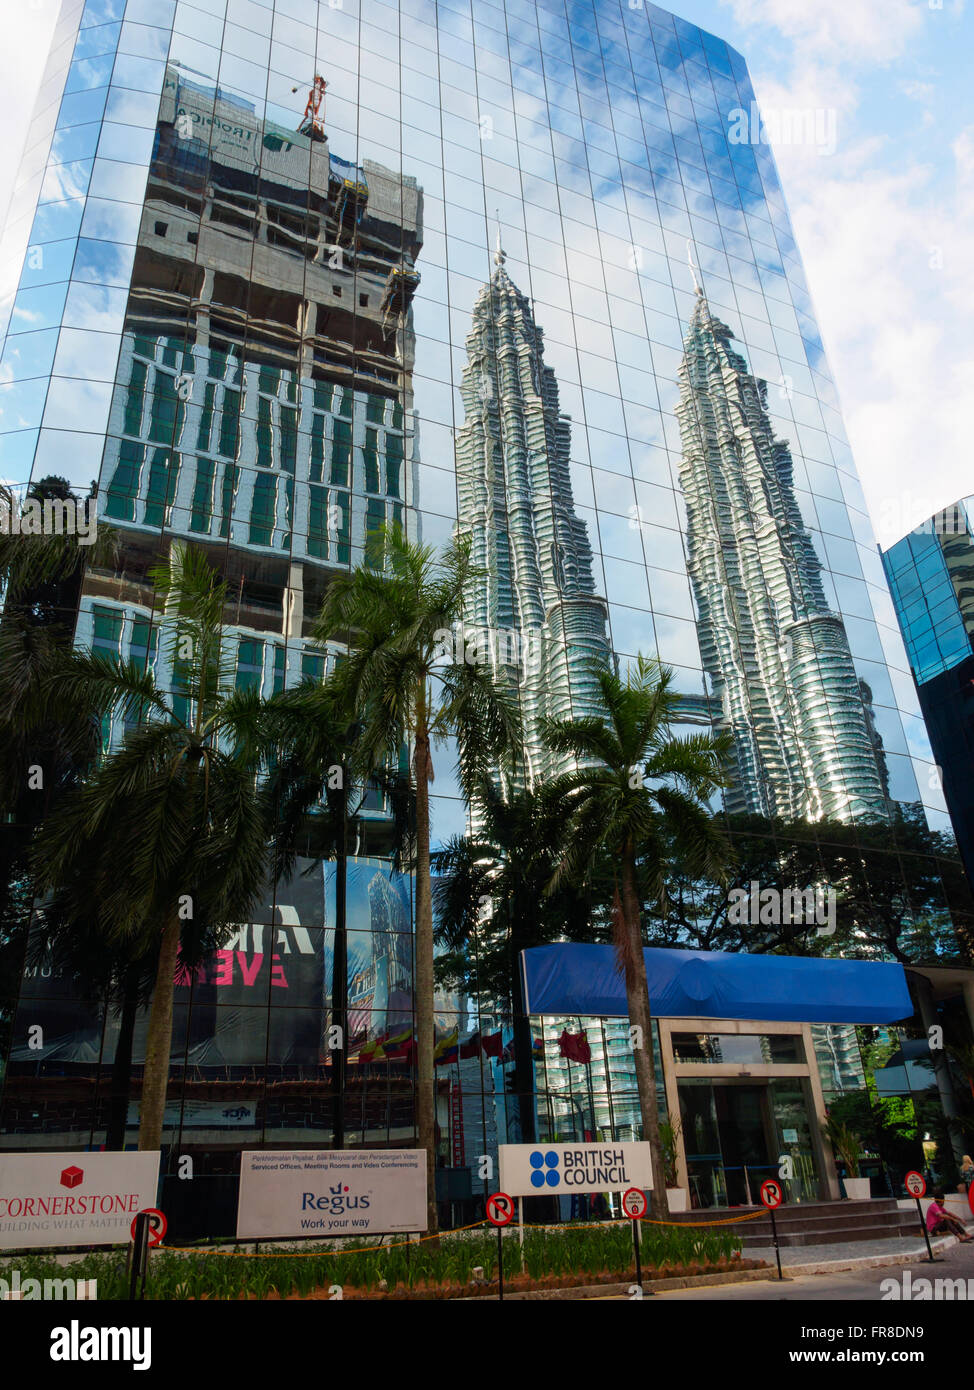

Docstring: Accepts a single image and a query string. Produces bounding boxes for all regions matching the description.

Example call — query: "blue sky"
[668,0,973,545]
[1,0,970,544]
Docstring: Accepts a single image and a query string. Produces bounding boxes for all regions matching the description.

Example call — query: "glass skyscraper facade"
[883,501,974,891]
[883,502,974,689]
[0,0,963,1229]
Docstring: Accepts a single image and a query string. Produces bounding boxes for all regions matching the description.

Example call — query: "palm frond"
[541,713,623,768]
[436,658,522,798]
[644,729,733,797]
[43,649,174,728]
[0,483,117,597]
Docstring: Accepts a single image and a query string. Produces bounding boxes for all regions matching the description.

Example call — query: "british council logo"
[529,1151,560,1188]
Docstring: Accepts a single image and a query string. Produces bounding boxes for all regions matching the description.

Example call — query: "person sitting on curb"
[926,1191,974,1243]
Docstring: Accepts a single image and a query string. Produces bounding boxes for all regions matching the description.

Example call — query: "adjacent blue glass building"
[884,501,974,889]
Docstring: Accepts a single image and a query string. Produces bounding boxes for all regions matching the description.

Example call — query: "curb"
[458,1266,777,1301]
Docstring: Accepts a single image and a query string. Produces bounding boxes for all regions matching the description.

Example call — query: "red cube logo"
[60,1166,83,1189]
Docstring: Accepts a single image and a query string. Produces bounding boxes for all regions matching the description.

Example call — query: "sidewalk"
[747,1230,958,1276]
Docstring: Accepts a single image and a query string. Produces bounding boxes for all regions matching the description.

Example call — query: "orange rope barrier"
[157,1206,766,1257]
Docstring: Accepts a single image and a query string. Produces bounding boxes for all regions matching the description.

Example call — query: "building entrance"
[714,1084,772,1205]
[678,1078,819,1207]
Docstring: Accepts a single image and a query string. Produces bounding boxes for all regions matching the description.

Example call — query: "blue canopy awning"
[520,944,913,1025]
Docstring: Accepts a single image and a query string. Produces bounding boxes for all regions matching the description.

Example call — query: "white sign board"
[0,1151,161,1250]
[499,1142,654,1198]
[236,1149,427,1239]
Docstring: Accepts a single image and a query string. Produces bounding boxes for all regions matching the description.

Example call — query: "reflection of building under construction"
[83,67,423,808]
[454,242,614,793]
[675,288,889,824]
[44,68,427,1163]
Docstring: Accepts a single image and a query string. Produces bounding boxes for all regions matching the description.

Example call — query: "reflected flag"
[434,1028,459,1064]
[459,1031,481,1059]
[559,1029,591,1063]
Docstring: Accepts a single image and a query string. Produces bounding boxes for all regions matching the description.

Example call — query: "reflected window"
[672,1033,804,1065]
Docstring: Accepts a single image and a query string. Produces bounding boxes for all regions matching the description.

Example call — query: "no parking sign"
[760,1179,784,1281]
[486,1192,514,1301]
[760,1179,784,1210]
[486,1192,514,1227]
[905,1171,926,1198]
[905,1171,937,1264]
[131,1208,167,1248]
[622,1188,648,1220]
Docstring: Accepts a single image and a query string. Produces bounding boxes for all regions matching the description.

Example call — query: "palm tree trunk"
[510,926,536,1143]
[413,722,439,1238]
[332,782,348,1150]
[620,850,669,1218]
[138,914,181,1152]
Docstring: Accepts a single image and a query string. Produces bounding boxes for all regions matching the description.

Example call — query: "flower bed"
[8,1222,747,1301]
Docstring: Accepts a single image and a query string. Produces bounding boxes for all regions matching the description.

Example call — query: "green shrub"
[0,1218,741,1300]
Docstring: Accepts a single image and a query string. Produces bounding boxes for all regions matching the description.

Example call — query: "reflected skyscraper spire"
[675,290,889,823]
[454,249,613,792]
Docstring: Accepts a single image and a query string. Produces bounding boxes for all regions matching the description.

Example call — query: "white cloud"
[724,0,927,64]
[720,1,974,546]
[0,3,59,233]
[900,79,936,101]
[775,133,974,543]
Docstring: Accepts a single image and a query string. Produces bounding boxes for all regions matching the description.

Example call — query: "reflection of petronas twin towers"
[454,242,613,793]
[452,250,888,824]
[675,289,888,823]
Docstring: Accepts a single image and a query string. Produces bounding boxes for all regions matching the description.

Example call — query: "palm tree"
[25,895,165,1150]
[0,478,116,1064]
[315,525,519,1235]
[260,680,411,1148]
[432,779,601,1144]
[0,477,114,862]
[544,654,732,1215]
[31,545,295,1152]
[0,477,113,620]
[0,612,104,1036]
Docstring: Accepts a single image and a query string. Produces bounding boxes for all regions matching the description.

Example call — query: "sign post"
[622,1187,648,1292]
[486,1192,514,1301]
[760,1178,784,1281]
[127,1209,166,1302]
[905,1170,938,1264]
[128,1212,149,1302]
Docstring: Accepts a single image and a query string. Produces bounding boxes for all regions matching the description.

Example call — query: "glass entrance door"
[768,1078,820,1202]
[680,1078,826,1206]
[715,1085,774,1205]
[679,1079,725,1208]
